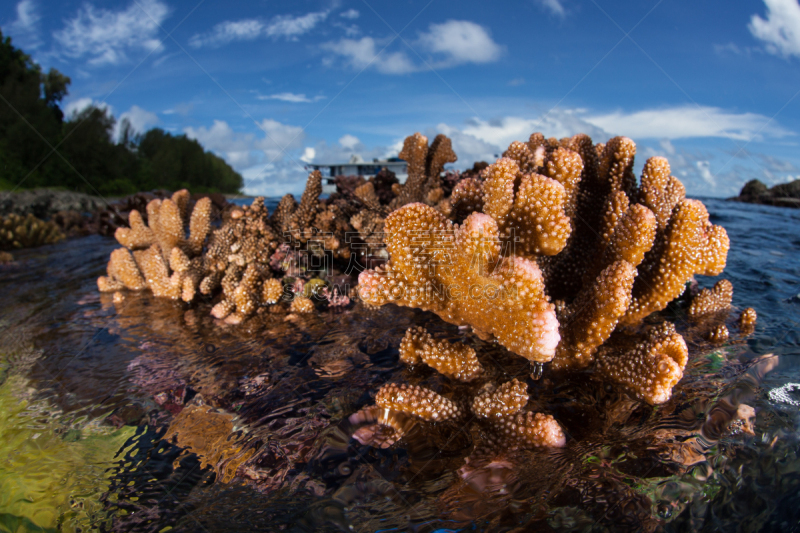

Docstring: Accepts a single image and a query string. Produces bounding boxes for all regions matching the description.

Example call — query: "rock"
[729,178,800,208]
[0,189,105,219]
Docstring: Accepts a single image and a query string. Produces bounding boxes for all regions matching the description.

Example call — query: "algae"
[0,374,136,532]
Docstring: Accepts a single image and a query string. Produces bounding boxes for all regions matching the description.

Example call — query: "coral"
[399,326,483,382]
[471,379,528,418]
[290,295,315,314]
[320,286,351,307]
[390,133,457,209]
[482,157,572,256]
[287,170,323,241]
[621,199,729,325]
[374,383,461,422]
[688,279,733,319]
[0,251,12,263]
[354,182,382,211]
[738,307,757,329]
[551,260,638,370]
[359,131,731,407]
[201,197,281,317]
[359,205,560,363]
[451,177,485,216]
[595,323,689,405]
[0,213,64,249]
[493,411,567,448]
[350,209,385,246]
[98,191,212,301]
[708,324,729,343]
[262,278,284,304]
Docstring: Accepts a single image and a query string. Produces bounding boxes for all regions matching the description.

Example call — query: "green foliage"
[0,31,243,195]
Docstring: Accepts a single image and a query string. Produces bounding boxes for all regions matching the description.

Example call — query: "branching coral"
[399,326,483,382]
[688,279,733,320]
[359,131,733,405]
[353,334,566,450]
[358,205,560,363]
[202,197,281,320]
[739,307,757,330]
[375,383,461,422]
[0,213,64,249]
[390,133,457,209]
[98,191,212,301]
[595,323,688,405]
[472,379,528,417]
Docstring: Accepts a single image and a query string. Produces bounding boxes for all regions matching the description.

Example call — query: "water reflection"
[0,199,799,531]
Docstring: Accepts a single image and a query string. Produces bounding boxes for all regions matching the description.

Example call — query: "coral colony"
[98,131,757,453]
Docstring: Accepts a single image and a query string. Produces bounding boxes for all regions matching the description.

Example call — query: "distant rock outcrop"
[0,189,105,218]
[729,179,800,208]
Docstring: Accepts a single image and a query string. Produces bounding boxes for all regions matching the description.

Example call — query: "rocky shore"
[0,189,107,218]
[728,179,800,208]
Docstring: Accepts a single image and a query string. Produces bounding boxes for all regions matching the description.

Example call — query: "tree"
[0,31,243,195]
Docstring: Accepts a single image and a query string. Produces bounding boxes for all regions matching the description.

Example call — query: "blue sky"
[3,0,800,197]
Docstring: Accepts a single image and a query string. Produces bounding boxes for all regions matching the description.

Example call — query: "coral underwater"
[360,133,731,403]
[0,212,64,249]
[83,130,772,531]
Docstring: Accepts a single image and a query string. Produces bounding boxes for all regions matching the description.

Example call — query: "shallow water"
[0,198,799,532]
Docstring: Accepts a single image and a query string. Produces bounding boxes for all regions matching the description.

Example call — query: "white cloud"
[585,105,792,141]
[257,92,325,103]
[322,36,417,74]
[116,105,159,139]
[416,20,503,66]
[695,160,715,187]
[184,118,306,171]
[440,111,607,152]
[338,134,360,149]
[300,147,316,163]
[54,0,168,65]
[749,0,800,58]
[266,11,328,38]
[340,9,359,19]
[189,10,328,48]
[323,20,502,74]
[535,0,566,17]
[64,97,111,118]
[8,0,42,49]
[188,19,264,48]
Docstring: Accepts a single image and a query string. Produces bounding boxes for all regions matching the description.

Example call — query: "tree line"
[0,30,243,195]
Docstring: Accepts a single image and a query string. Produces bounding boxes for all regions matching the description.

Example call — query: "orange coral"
[493,412,567,448]
[390,133,457,209]
[738,307,757,329]
[482,157,571,257]
[290,295,315,314]
[358,205,560,363]
[708,324,729,343]
[98,190,212,301]
[374,383,461,422]
[688,279,733,320]
[552,260,637,370]
[262,278,283,304]
[622,199,729,325]
[472,379,529,418]
[399,326,483,382]
[595,323,688,405]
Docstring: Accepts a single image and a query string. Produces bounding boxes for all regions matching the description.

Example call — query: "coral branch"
[622,199,729,325]
[399,326,483,382]
[374,383,461,422]
[359,205,560,363]
[472,379,529,418]
[688,279,733,320]
[595,323,689,405]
